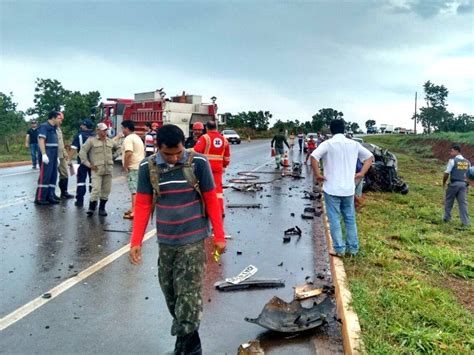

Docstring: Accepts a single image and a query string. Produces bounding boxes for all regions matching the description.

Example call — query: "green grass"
[0,135,31,163]
[344,135,474,354]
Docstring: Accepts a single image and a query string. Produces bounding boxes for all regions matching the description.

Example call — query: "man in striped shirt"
[129,124,226,355]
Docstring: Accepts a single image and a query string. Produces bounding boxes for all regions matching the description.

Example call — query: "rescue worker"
[194,120,230,217]
[35,110,61,205]
[79,123,120,216]
[144,122,158,157]
[297,131,305,152]
[68,119,95,207]
[271,129,290,169]
[56,112,74,199]
[442,144,471,227]
[128,124,226,355]
[185,121,204,149]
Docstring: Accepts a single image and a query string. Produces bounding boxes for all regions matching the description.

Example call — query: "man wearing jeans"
[25,120,39,169]
[311,119,373,256]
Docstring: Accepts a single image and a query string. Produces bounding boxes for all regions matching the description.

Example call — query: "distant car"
[367,127,378,134]
[221,129,241,144]
[304,132,318,152]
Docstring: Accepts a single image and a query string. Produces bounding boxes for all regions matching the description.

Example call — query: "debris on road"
[303,191,321,200]
[227,203,262,209]
[284,226,302,236]
[215,278,285,291]
[225,265,258,284]
[245,296,334,332]
[238,340,265,355]
[294,284,323,300]
[231,184,263,192]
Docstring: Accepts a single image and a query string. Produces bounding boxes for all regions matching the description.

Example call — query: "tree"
[418,80,450,133]
[27,78,101,137]
[365,120,376,129]
[311,108,344,132]
[350,122,360,133]
[26,78,69,120]
[0,92,27,152]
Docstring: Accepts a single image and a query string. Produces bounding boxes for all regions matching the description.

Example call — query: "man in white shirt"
[311,119,374,256]
[121,120,145,219]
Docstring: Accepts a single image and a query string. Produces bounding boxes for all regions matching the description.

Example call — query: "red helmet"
[193,122,204,130]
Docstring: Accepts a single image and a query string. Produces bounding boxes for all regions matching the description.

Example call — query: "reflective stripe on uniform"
[45,143,58,147]
[203,135,211,155]
[77,183,86,186]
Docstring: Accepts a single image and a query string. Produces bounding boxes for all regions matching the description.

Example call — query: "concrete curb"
[0,161,32,168]
[321,197,364,355]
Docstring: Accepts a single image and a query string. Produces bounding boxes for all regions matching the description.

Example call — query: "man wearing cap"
[79,122,120,216]
[35,111,61,205]
[56,112,74,199]
[25,120,39,169]
[185,121,204,149]
[442,144,471,227]
[68,119,95,207]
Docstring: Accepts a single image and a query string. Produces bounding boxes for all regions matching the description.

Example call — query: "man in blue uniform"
[443,144,471,227]
[68,119,95,207]
[35,111,61,205]
[25,120,39,169]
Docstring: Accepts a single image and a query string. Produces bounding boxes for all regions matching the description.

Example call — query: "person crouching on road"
[305,137,316,164]
[121,120,145,220]
[271,129,290,169]
[129,124,226,355]
[442,144,471,227]
[79,123,120,217]
[35,111,61,205]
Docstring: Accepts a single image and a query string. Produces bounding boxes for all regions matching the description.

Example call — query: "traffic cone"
[282,152,289,167]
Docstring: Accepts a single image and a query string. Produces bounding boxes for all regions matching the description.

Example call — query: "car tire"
[237,141,241,144]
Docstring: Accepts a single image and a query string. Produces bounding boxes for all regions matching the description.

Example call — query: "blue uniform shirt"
[38,122,58,151]
[71,130,95,163]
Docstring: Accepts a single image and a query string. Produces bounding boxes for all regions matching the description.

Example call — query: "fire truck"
[99,89,220,138]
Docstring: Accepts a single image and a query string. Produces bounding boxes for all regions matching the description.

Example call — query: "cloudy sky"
[1,0,473,130]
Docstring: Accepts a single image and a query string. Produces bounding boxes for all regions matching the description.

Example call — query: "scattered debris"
[103,229,131,233]
[238,340,265,355]
[283,235,291,243]
[42,293,52,299]
[227,203,262,209]
[231,184,263,192]
[294,284,323,300]
[284,226,302,236]
[225,265,258,284]
[277,262,283,267]
[245,296,334,332]
[215,278,285,291]
[237,251,243,255]
[303,191,321,200]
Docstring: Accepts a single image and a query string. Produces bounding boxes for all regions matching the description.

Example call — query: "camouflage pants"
[158,240,206,337]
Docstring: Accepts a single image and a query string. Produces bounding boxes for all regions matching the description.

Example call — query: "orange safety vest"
[194,131,230,173]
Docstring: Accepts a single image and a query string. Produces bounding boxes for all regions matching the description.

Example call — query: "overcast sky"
[1,0,473,130]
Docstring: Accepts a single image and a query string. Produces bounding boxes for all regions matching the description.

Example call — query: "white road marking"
[0,176,126,209]
[0,228,156,331]
[0,170,38,178]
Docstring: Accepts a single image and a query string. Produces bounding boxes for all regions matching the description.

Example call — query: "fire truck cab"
[99,89,220,139]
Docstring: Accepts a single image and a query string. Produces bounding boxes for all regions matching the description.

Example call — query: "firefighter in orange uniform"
[194,120,230,217]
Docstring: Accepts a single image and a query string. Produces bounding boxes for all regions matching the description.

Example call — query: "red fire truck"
[99,89,220,138]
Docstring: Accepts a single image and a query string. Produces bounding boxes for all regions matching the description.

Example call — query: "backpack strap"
[147,150,206,216]
[147,153,161,205]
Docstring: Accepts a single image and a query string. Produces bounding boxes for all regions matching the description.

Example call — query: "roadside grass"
[343,135,474,353]
[0,136,31,163]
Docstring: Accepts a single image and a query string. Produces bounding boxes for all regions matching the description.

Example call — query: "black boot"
[59,179,74,199]
[175,331,202,355]
[75,199,84,207]
[98,199,108,216]
[86,201,97,216]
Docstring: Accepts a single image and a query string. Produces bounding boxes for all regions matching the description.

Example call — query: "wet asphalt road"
[0,140,342,354]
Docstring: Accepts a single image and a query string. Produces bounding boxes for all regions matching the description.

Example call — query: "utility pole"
[414,91,417,134]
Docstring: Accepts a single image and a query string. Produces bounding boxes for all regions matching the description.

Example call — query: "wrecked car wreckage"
[362,143,409,194]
